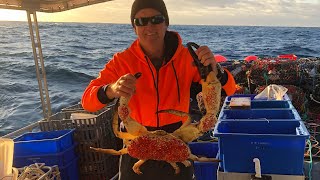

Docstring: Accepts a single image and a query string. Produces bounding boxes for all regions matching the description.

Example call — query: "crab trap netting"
[248,59,300,86]
[297,57,320,93]
[304,122,320,160]
[221,61,250,85]
[307,84,320,123]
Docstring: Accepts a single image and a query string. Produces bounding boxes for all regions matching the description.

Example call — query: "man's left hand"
[195,46,218,74]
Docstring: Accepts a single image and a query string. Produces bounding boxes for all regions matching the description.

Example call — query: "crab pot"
[248,60,300,86]
[214,120,309,175]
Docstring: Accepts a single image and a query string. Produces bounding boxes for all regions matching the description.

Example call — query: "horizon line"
[1,20,320,28]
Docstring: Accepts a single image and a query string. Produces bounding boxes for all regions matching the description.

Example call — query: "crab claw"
[118,72,148,137]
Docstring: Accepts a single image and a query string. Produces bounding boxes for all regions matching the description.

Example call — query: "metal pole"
[32,12,52,118]
[26,11,52,120]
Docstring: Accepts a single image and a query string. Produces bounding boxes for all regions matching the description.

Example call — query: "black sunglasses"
[134,15,165,26]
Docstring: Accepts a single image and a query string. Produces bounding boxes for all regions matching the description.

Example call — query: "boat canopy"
[0,0,112,12]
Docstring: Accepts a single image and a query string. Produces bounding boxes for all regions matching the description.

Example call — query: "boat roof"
[0,0,113,12]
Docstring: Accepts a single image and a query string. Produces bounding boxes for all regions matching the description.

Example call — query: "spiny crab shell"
[128,130,189,162]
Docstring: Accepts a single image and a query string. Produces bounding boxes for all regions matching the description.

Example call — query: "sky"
[0,0,319,27]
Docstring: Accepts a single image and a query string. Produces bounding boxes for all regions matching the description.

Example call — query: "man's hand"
[106,73,137,99]
[195,46,218,75]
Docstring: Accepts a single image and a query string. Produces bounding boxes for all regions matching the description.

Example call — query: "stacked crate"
[13,129,78,179]
[39,103,120,180]
[213,94,309,178]
[188,142,219,180]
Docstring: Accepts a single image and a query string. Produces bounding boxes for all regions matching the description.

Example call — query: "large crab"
[91,43,221,174]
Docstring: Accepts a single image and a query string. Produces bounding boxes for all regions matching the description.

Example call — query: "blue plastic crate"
[13,143,77,168]
[226,94,257,101]
[189,142,219,180]
[250,101,293,109]
[224,100,294,109]
[14,129,75,156]
[215,120,301,134]
[60,156,79,180]
[189,142,218,158]
[225,94,291,101]
[214,121,309,175]
[219,109,301,121]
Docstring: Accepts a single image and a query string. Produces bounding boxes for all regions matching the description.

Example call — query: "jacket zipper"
[144,56,160,128]
[155,69,160,127]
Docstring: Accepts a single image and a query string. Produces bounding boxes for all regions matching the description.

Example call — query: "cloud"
[3,0,318,26]
[165,0,320,26]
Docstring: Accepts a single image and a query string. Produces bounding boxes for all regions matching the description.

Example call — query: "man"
[82,0,233,179]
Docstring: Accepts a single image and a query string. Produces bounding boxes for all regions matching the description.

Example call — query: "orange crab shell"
[127,133,190,162]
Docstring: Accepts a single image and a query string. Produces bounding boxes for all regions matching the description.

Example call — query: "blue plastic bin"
[214,121,309,175]
[250,100,293,109]
[60,156,79,180]
[14,129,75,156]
[189,142,219,180]
[225,94,291,101]
[219,109,301,121]
[224,100,294,109]
[13,143,77,168]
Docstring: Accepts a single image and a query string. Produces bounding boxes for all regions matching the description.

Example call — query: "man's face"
[134,8,168,48]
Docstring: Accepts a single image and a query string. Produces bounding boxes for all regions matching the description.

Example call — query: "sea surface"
[0,21,320,136]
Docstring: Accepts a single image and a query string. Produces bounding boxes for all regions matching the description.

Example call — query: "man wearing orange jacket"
[82,0,235,179]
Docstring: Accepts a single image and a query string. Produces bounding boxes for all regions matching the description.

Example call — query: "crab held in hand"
[91,50,221,175]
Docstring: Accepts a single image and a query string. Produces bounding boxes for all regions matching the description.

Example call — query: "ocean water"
[0,21,320,136]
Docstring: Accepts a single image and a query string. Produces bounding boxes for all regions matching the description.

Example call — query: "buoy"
[214,54,227,62]
[244,55,258,62]
[278,54,297,61]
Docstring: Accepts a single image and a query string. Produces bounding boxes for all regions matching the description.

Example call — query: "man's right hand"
[106,73,138,99]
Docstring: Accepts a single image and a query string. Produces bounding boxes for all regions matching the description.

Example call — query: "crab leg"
[189,154,221,162]
[157,109,202,142]
[169,162,181,174]
[157,109,192,128]
[181,160,192,167]
[90,147,128,155]
[133,159,147,175]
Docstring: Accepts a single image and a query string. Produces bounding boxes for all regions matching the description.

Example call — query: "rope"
[18,167,47,180]
[310,94,320,104]
[263,72,268,85]
[16,163,58,180]
[306,139,313,180]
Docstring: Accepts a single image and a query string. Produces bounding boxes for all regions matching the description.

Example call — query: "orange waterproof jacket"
[82,31,201,127]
